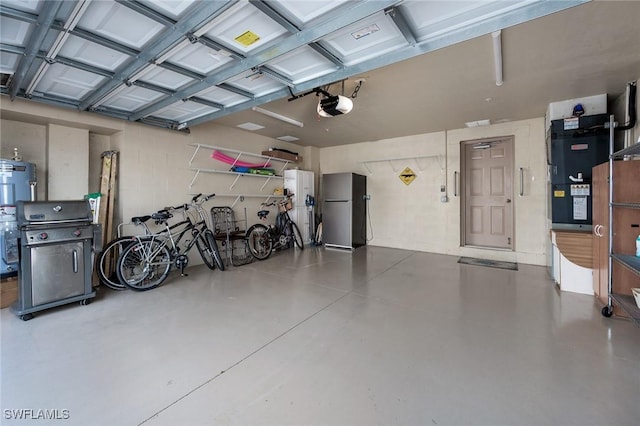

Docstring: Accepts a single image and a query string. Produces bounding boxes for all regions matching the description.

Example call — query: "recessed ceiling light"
[277,136,299,142]
[237,122,265,131]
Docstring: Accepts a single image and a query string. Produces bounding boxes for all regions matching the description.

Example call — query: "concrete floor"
[1,246,639,425]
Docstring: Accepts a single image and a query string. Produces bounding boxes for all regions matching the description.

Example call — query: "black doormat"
[458,257,518,270]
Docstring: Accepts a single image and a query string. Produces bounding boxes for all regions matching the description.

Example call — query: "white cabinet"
[284,170,315,245]
[550,230,594,295]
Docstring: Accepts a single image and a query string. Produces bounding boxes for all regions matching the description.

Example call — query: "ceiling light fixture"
[492,30,503,86]
[252,106,304,128]
[237,122,265,131]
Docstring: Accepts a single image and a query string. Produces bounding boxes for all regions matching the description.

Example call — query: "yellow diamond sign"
[399,167,416,185]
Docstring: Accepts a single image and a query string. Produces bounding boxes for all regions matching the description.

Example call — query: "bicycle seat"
[131,215,151,225]
[151,211,172,222]
[257,210,270,219]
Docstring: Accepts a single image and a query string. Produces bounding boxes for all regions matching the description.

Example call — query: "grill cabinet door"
[30,241,85,306]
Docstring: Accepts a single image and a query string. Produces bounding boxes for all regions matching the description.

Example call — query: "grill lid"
[16,200,92,226]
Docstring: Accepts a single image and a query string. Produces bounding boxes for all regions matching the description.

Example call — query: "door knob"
[506,199,512,203]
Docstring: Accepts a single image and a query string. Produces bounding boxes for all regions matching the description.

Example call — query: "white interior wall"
[319,118,548,266]
[88,133,111,195]
[319,132,447,253]
[0,119,47,201]
[46,124,89,200]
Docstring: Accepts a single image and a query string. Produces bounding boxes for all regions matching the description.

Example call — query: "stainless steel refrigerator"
[322,172,367,249]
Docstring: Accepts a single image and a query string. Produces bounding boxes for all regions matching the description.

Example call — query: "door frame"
[460,135,515,250]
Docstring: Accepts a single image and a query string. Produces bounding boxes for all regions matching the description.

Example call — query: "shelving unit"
[601,115,640,323]
[188,144,291,191]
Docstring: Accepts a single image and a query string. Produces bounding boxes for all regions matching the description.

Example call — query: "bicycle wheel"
[96,237,134,290]
[289,221,304,250]
[195,229,225,271]
[246,224,272,260]
[195,230,216,270]
[205,229,225,271]
[117,238,171,291]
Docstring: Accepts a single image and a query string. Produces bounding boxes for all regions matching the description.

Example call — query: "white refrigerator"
[284,169,315,245]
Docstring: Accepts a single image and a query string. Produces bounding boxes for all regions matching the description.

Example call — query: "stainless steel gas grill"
[12,200,101,320]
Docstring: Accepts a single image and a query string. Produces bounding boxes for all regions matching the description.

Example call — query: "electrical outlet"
[440,195,449,203]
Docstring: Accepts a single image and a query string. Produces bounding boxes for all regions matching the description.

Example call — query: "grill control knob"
[39,232,48,240]
[73,229,82,237]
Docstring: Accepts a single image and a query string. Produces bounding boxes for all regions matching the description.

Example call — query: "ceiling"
[1,1,639,148]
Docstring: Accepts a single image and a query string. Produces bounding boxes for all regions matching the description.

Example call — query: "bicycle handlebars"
[188,193,216,204]
[134,193,217,225]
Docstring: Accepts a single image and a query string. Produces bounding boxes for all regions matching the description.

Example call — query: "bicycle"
[96,216,155,291]
[245,196,304,260]
[115,193,224,291]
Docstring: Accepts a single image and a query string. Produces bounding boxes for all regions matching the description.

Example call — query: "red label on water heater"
[571,144,588,151]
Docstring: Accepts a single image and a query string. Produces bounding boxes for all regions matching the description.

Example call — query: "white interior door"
[462,137,514,249]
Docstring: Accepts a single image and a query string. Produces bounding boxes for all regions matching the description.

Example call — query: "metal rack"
[360,154,444,174]
[187,144,289,207]
[602,115,640,323]
[188,144,290,190]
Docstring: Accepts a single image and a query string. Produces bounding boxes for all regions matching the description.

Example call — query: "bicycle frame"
[264,209,295,250]
[131,208,205,266]
[115,193,224,291]
[124,194,220,274]
[245,197,303,260]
